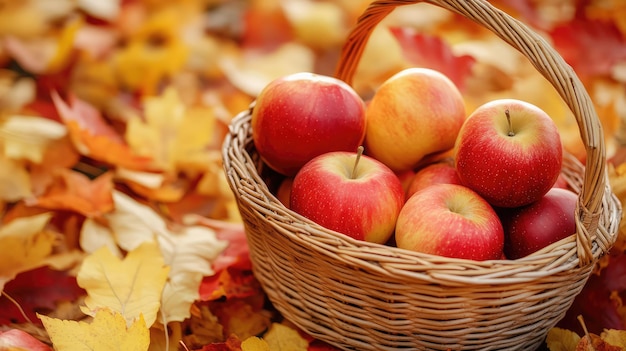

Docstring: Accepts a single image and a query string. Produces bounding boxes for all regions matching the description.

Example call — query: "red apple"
[499,187,578,259]
[276,177,294,208]
[290,148,404,244]
[395,183,504,261]
[406,158,462,199]
[251,72,366,176]
[454,99,562,208]
[364,67,466,172]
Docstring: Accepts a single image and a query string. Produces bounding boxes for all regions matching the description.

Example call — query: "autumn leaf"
[0,329,52,351]
[0,156,32,202]
[125,87,219,175]
[80,190,228,323]
[241,336,269,351]
[262,323,308,351]
[0,213,57,291]
[389,27,476,91]
[38,308,150,351]
[51,92,153,170]
[0,115,67,163]
[76,242,170,327]
[25,169,114,218]
[547,327,581,351]
[549,18,626,81]
[0,266,85,325]
[601,329,626,349]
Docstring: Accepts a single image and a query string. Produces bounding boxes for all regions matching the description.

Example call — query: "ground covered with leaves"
[0,0,625,350]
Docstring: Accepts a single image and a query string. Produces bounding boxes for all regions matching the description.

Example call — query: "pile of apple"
[250,69,578,261]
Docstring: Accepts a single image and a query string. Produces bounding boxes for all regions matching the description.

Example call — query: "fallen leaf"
[241,336,269,351]
[0,213,56,292]
[210,298,272,341]
[25,170,114,218]
[125,87,220,176]
[549,18,626,81]
[76,242,170,327]
[389,27,476,91]
[0,115,67,163]
[547,327,581,351]
[0,266,85,325]
[262,323,308,351]
[0,329,52,351]
[51,92,153,170]
[79,190,228,323]
[38,308,150,351]
[0,156,32,202]
[601,329,626,348]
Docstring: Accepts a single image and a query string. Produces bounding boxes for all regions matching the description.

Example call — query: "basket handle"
[334,0,606,265]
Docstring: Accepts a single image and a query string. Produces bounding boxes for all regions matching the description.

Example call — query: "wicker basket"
[222,0,622,350]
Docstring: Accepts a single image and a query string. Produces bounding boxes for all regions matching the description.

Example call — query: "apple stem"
[505,109,515,137]
[351,146,364,179]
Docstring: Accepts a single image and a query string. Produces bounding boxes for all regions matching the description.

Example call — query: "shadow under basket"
[222,0,622,350]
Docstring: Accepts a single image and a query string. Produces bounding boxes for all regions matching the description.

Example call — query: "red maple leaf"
[556,249,626,335]
[389,27,476,91]
[0,266,85,325]
[549,18,626,80]
[0,329,53,351]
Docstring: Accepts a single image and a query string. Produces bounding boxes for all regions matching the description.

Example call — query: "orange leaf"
[25,169,114,218]
[51,92,153,170]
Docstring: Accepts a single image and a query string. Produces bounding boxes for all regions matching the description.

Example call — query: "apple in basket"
[395,183,504,261]
[405,158,462,200]
[363,67,466,172]
[454,98,563,208]
[251,72,367,176]
[499,187,578,259]
[290,147,404,244]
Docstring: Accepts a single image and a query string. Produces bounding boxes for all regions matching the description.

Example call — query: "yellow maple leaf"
[242,336,271,351]
[77,241,170,327]
[0,212,56,291]
[262,323,309,351]
[601,329,626,348]
[125,87,217,175]
[546,327,582,351]
[38,308,149,351]
[80,186,228,324]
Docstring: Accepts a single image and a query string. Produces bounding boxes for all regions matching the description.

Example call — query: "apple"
[251,72,366,176]
[276,177,294,208]
[405,158,462,200]
[454,99,562,208]
[290,147,404,244]
[499,187,578,259]
[363,67,466,172]
[395,183,504,261]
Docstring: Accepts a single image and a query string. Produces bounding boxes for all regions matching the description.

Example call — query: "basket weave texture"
[222,0,622,350]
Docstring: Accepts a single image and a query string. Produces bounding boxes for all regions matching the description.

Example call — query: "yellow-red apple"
[455,99,562,208]
[395,183,504,261]
[499,187,577,259]
[252,72,366,176]
[290,149,404,244]
[406,158,461,199]
[364,67,466,172]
